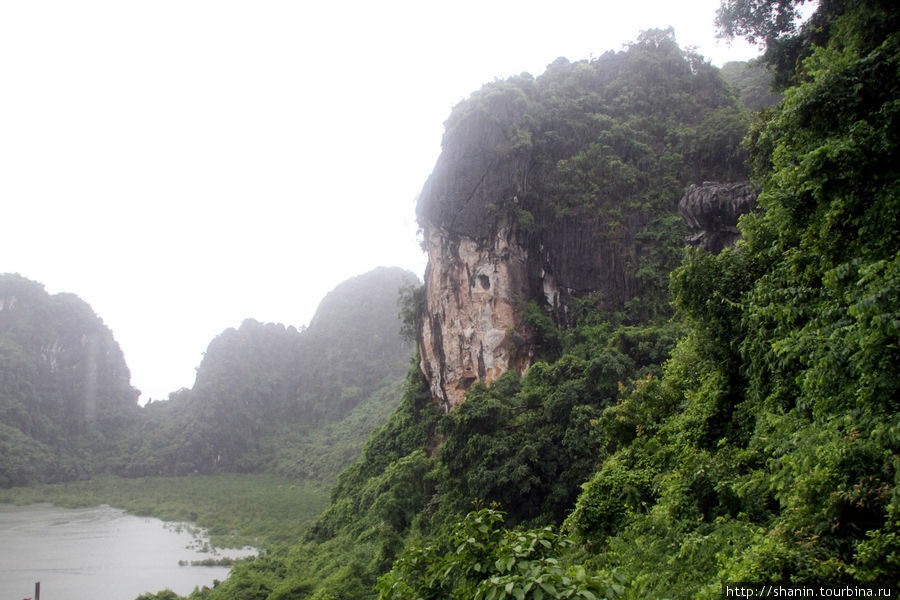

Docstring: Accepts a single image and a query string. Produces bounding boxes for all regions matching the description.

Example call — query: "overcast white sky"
[1,0,761,403]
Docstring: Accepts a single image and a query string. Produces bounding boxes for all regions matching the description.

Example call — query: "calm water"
[0,503,254,600]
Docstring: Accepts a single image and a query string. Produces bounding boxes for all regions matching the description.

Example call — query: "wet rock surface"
[418,221,534,411]
[679,181,758,253]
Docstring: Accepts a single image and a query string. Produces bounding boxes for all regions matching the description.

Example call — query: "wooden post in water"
[34,581,40,600]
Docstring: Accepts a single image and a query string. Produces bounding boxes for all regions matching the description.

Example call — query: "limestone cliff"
[415,82,536,410]
[414,80,673,410]
[415,37,754,410]
[418,220,534,410]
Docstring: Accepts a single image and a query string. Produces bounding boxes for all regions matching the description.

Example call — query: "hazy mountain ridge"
[123,266,419,476]
[0,267,418,484]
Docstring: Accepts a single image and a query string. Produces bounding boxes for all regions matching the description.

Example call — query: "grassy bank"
[0,473,330,550]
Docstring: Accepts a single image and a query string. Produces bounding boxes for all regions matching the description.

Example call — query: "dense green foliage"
[437,321,682,528]
[377,509,625,600]
[561,1,900,595]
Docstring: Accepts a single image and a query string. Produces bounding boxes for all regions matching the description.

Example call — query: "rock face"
[419,220,534,411]
[679,182,758,253]
[416,84,536,411]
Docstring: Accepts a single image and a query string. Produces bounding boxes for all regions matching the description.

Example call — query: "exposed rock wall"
[679,182,758,252]
[419,221,534,411]
[417,208,655,411]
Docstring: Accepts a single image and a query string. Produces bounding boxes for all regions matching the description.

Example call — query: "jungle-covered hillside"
[175,1,899,598]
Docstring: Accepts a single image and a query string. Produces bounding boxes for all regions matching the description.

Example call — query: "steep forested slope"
[404,0,899,596]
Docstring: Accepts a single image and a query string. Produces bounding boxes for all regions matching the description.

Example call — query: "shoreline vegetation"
[179,557,245,567]
[0,473,329,551]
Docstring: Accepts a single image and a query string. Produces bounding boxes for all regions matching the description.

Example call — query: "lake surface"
[0,503,254,600]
